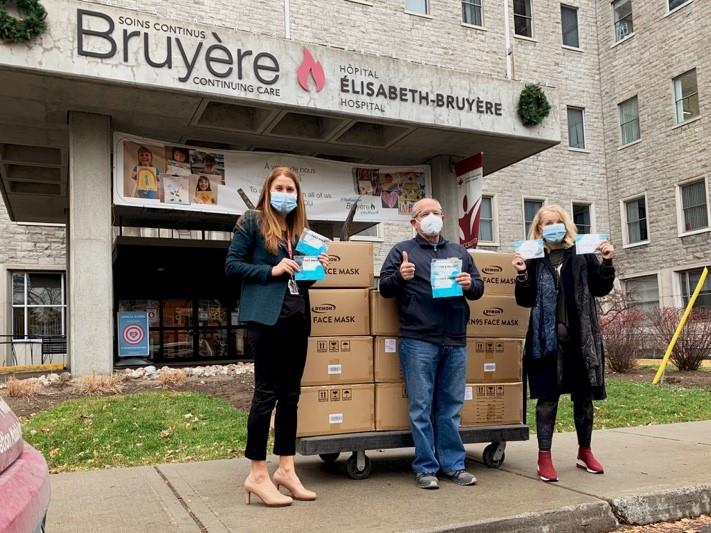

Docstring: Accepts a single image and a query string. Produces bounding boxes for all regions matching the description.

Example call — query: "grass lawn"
[20,379,711,473]
[22,392,247,473]
[526,378,711,433]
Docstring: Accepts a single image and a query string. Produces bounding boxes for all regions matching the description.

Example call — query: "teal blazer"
[225,210,312,329]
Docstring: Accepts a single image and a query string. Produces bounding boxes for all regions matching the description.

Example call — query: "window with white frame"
[11,271,66,339]
[625,275,660,312]
[478,196,495,242]
[624,196,648,244]
[573,202,592,234]
[405,0,428,14]
[680,267,711,309]
[524,199,544,238]
[678,179,709,232]
[567,106,586,149]
[612,0,633,42]
[462,0,482,25]
[673,69,699,124]
[349,223,383,241]
[561,5,579,48]
[618,96,640,145]
[668,0,690,11]
[514,0,533,37]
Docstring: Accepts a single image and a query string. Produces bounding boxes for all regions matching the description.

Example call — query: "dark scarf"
[531,263,558,359]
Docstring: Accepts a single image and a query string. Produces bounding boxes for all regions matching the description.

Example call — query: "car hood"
[0,398,23,474]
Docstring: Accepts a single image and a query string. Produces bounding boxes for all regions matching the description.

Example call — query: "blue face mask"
[542,223,566,243]
[270,192,298,213]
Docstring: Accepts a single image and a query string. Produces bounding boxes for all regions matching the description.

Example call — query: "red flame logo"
[297,48,325,92]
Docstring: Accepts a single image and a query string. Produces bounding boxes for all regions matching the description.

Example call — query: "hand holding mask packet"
[514,239,544,260]
[294,256,326,281]
[431,257,463,298]
[575,233,607,254]
[296,228,331,256]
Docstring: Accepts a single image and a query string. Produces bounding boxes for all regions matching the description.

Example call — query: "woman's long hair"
[528,204,577,249]
[255,167,308,255]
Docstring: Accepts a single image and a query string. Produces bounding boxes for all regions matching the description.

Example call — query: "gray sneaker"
[441,469,477,486]
[415,472,440,489]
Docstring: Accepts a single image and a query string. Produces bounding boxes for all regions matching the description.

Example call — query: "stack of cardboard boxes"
[298,241,376,437]
[461,252,529,427]
[296,247,531,438]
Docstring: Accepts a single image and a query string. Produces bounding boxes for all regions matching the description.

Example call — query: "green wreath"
[517,84,551,127]
[0,0,47,44]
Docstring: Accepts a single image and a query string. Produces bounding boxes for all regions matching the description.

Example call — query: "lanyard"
[286,228,294,259]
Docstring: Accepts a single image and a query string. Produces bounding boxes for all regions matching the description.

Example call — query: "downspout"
[284,0,291,39]
[503,0,513,79]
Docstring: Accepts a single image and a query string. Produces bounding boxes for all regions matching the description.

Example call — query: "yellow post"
[653,266,709,384]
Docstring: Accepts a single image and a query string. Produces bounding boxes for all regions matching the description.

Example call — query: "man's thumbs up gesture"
[400,250,415,280]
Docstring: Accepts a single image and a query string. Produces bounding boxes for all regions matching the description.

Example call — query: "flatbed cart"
[296,423,529,480]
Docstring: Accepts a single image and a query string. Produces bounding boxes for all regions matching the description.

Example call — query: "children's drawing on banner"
[191,151,225,184]
[192,175,218,205]
[123,142,165,200]
[163,176,190,205]
[353,167,380,195]
[165,146,191,177]
[397,172,427,215]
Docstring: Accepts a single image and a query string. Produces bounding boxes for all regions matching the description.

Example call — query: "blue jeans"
[399,337,467,474]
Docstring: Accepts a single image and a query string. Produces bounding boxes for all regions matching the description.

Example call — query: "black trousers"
[536,396,594,450]
[244,314,309,460]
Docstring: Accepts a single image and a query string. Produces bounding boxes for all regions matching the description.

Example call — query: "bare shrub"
[78,373,126,395]
[7,377,41,398]
[650,307,711,371]
[158,369,187,388]
[598,291,646,373]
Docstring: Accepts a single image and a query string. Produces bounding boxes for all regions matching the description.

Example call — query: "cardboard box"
[461,382,523,427]
[309,289,370,337]
[470,251,517,297]
[466,338,523,382]
[467,296,530,338]
[297,384,375,437]
[302,336,374,386]
[314,241,374,289]
[375,383,410,431]
[374,336,403,382]
[370,290,400,336]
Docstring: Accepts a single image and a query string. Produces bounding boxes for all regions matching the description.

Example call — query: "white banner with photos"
[113,133,431,222]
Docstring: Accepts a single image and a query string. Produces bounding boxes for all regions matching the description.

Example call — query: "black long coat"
[515,247,615,401]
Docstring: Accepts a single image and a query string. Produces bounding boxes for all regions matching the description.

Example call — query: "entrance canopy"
[0,0,560,227]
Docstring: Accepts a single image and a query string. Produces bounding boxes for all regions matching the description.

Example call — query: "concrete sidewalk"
[47,421,711,532]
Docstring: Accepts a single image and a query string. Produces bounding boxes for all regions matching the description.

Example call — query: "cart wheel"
[319,453,340,463]
[346,452,372,480]
[483,443,505,468]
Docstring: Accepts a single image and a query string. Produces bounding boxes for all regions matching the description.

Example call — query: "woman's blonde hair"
[255,166,308,255]
[528,204,577,249]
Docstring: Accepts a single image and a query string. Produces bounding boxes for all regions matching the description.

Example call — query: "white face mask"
[420,213,443,236]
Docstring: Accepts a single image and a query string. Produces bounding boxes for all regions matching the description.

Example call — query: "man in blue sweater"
[379,198,484,489]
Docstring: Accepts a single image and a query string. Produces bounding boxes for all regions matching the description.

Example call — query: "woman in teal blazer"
[226,167,328,507]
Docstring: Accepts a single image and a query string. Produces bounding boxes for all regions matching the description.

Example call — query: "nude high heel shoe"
[272,470,317,501]
[243,477,293,507]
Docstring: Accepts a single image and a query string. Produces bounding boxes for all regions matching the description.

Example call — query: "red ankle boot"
[537,450,559,482]
[577,447,604,474]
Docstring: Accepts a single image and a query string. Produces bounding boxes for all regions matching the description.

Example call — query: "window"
[462,0,483,26]
[618,96,640,145]
[11,271,66,339]
[626,275,660,312]
[668,0,690,11]
[612,0,633,42]
[567,107,586,149]
[624,196,648,244]
[478,196,495,242]
[524,199,544,238]
[405,0,428,14]
[561,5,579,48]
[350,223,383,241]
[514,0,533,37]
[573,203,592,234]
[678,179,709,232]
[673,69,699,124]
[680,268,711,309]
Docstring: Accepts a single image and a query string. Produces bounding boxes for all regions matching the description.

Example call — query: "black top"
[280,285,306,319]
